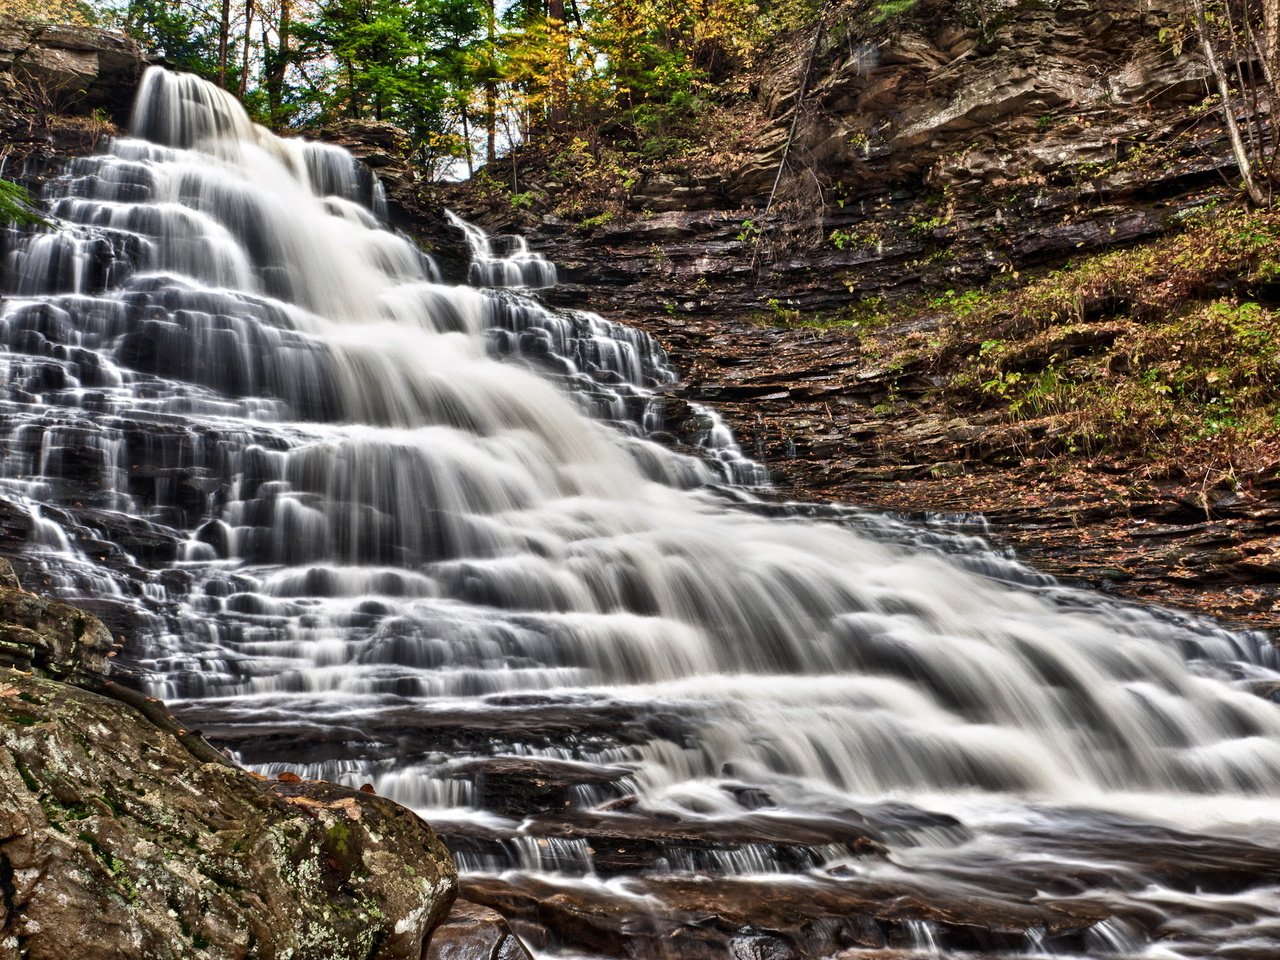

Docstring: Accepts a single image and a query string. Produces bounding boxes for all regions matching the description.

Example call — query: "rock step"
[438,804,889,878]
[178,695,697,763]
[460,872,1111,960]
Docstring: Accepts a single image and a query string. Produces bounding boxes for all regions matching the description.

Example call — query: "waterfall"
[446,209,557,289]
[3,67,1279,958]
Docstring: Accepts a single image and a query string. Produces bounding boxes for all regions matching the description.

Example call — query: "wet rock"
[531,809,887,876]
[0,581,113,680]
[729,936,796,960]
[427,900,535,960]
[455,756,633,819]
[462,871,1110,959]
[0,582,460,959]
[438,805,887,880]
[192,697,695,766]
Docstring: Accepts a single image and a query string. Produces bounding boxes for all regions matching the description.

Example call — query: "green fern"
[0,179,45,227]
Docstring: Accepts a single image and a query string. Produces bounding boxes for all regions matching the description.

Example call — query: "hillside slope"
[441,0,1280,627]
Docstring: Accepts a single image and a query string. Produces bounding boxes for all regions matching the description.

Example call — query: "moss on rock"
[0,578,457,960]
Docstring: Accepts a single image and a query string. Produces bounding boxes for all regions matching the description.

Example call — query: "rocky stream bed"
[2,6,1280,959]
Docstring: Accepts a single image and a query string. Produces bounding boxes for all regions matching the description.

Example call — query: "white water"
[2,67,1280,957]
[447,209,558,289]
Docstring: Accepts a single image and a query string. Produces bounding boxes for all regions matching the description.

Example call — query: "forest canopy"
[12,0,1280,207]
[6,0,810,178]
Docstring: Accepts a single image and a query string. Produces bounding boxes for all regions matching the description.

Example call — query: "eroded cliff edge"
[444,0,1280,629]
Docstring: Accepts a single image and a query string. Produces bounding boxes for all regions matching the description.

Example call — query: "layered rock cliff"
[452,0,1221,314]
[442,0,1280,627]
[0,20,144,188]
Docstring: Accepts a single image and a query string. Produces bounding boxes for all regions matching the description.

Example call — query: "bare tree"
[238,0,255,98]
[1186,0,1280,204]
[218,0,232,88]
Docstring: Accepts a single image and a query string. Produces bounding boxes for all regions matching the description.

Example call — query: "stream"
[2,67,1280,959]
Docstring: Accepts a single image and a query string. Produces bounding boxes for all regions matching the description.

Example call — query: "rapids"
[2,67,1279,958]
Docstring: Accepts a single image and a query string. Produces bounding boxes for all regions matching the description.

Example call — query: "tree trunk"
[1250,0,1280,189]
[485,0,497,166]
[218,0,232,88]
[461,107,474,177]
[1192,0,1267,205]
[239,0,254,98]
[348,62,362,118]
[547,0,568,128]
[265,0,291,122]
[1265,0,1280,74]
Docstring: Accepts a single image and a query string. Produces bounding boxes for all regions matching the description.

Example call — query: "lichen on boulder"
[0,572,458,959]
[0,559,114,681]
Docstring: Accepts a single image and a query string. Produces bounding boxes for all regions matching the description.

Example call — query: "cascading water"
[3,66,1280,958]
[447,209,558,289]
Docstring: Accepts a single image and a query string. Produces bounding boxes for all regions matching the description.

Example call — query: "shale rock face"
[0,18,146,190]
[0,21,144,124]
[449,0,1232,318]
[0,572,459,960]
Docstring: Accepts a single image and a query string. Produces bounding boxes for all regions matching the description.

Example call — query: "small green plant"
[1157,23,1189,57]
[0,179,45,227]
[579,211,615,230]
[752,297,804,325]
[978,338,1005,358]
[874,0,919,22]
[509,191,535,210]
[545,137,639,220]
[1188,92,1221,117]
[736,219,760,244]
[829,228,855,250]
[980,369,1023,400]
[908,213,949,236]
[931,288,990,318]
[1253,258,1280,283]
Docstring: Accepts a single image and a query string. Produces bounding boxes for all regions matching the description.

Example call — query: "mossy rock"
[0,670,457,959]
[0,573,114,680]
